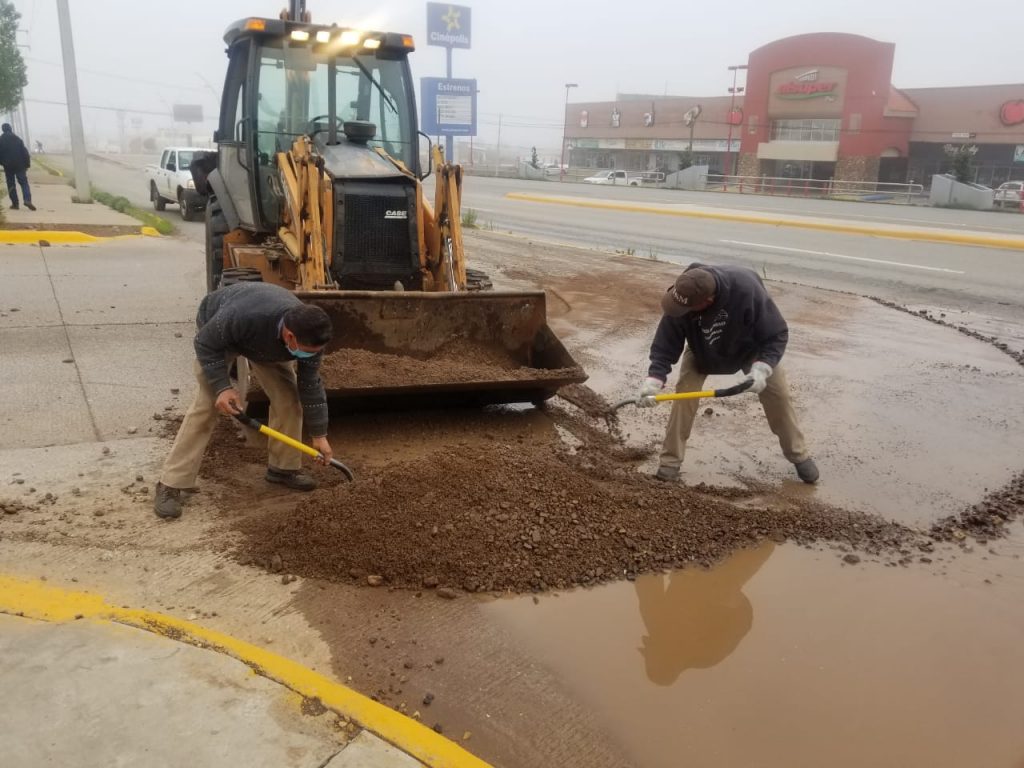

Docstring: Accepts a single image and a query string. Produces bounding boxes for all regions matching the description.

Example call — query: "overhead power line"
[26,56,210,92]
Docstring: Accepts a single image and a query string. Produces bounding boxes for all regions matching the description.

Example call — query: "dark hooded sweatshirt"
[194,282,329,437]
[647,263,788,381]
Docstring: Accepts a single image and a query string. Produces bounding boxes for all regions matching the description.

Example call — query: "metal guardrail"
[705,174,924,203]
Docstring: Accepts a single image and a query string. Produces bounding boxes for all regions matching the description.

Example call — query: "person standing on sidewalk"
[0,124,35,211]
[637,264,819,484]
[154,282,335,520]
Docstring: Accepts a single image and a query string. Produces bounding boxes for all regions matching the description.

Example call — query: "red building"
[564,32,1024,186]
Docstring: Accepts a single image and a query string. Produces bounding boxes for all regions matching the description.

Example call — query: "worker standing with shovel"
[154,282,336,520]
[636,265,819,485]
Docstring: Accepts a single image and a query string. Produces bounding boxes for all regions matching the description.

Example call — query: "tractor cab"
[213,17,422,234]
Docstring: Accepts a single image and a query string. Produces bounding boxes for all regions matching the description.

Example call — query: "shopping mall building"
[564,33,1024,187]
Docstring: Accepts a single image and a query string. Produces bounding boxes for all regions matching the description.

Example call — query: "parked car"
[146,147,208,221]
[994,181,1023,209]
[583,170,641,186]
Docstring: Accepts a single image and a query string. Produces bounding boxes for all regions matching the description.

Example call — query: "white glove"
[637,376,664,407]
[747,362,773,395]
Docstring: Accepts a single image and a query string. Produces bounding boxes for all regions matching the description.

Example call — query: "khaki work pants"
[659,349,809,471]
[160,357,303,489]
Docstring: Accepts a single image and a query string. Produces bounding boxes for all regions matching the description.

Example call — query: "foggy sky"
[12,0,1024,152]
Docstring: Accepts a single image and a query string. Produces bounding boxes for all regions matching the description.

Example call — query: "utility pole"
[445,47,454,163]
[15,28,31,154]
[494,113,502,178]
[724,64,747,179]
[56,0,91,202]
[560,83,578,182]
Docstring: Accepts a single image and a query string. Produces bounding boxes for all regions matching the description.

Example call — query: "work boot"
[654,465,680,482]
[153,482,183,520]
[9,203,18,210]
[265,467,318,491]
[25,202,35,211]
[795,458,820,485]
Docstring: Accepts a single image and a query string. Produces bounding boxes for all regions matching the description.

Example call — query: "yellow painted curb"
[34,158,65,177]
[0,575,491,768]
[506,192,1024,252]
[0,228,160,244]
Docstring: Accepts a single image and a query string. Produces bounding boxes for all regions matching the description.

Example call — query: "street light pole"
[56,0,91,202]
[560,83,578,182]
[724,64,747,179]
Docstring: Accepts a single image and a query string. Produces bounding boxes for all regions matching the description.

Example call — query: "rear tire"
[151,182,166,211]
[205,195,229,293]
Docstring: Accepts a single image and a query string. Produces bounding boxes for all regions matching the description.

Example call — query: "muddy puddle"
[484,536,1024,768]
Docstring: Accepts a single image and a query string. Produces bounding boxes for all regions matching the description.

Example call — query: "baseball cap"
[660,269,716,317]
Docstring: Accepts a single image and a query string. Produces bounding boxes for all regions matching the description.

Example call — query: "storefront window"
[769,118,840,142]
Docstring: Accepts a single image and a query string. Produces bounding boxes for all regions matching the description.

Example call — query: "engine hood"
[313,135,408,181]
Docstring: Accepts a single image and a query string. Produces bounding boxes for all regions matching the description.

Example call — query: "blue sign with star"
[426,3,471,49]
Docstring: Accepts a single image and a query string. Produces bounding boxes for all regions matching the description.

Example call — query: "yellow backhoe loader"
[190,2,584,410]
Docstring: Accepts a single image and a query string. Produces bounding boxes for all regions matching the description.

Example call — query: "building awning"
[757,141,839,162]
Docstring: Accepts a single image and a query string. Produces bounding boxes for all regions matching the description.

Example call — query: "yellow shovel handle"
[254,422,322,461]
[653,390,717,402]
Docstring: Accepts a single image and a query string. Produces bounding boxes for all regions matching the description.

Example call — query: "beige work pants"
[659,349,809,471]
[160,357,303,489]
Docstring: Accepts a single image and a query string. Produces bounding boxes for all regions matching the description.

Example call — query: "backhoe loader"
[192,1,584,408]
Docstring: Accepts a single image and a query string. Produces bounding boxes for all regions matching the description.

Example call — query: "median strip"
[506,192,1024,251]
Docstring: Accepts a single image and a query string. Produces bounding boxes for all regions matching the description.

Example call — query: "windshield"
[254,42,414,168]
[176,151,195,168]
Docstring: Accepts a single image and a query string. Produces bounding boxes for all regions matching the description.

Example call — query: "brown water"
[485,536,1024,768]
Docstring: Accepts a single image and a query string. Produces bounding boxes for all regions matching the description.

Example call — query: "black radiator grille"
[333,180,419,287]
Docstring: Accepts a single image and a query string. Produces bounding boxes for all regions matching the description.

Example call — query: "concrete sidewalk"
[0,577,488,768]
[0,168,154,242]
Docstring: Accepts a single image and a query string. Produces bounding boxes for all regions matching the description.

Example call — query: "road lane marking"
[719,239,966,274]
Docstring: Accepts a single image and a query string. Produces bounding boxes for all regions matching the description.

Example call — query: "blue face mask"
[285,333,319,359]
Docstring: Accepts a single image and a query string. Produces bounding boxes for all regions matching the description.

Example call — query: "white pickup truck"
[146,147,207,221]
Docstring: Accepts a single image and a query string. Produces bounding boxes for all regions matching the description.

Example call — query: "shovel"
[610,378,754,413]
[232,413,355,482]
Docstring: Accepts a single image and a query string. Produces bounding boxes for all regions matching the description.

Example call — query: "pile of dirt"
[320,342,582,388]
[234,439,918,594]
[556,383,616,418]
[929,470,1024,544]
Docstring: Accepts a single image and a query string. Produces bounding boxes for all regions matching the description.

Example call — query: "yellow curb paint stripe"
[34,158,65,177]
[0,576,491,768]
[0,228,159,244]
[505,192,1024,252]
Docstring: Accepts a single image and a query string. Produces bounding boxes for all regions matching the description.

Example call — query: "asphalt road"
[66,153,1024,344]
[460,176,1024,323]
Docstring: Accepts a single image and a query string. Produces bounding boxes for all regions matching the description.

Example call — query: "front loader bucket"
[290,290,586,409]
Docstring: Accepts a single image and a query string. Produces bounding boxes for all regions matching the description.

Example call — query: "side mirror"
[167,163,176,172]
[417,130,433,180]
